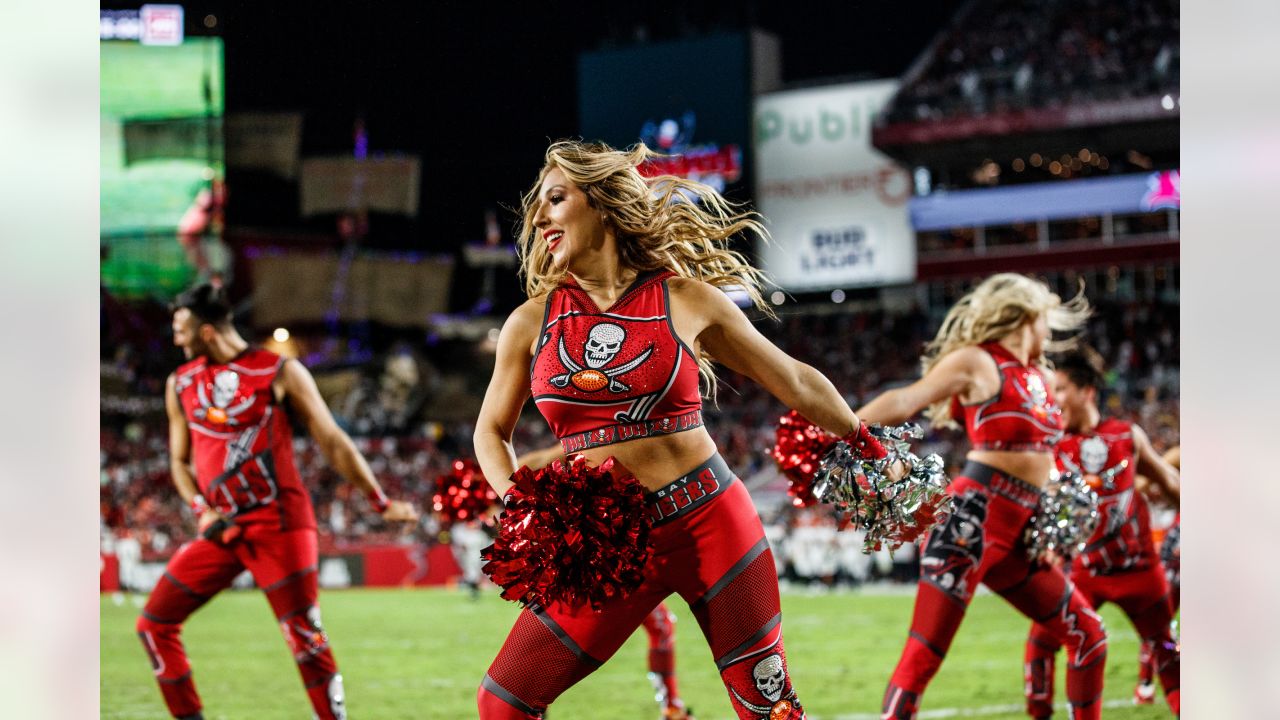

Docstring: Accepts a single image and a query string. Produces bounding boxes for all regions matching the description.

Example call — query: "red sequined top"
[173,348,315,530]
[951,342,1064,452]
[1056,418,1156,574]
[530,270,703,453]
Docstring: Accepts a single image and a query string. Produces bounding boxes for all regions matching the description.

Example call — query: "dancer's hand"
[885,457,913,482]
[197,508,224,534]
[381,500,420,523]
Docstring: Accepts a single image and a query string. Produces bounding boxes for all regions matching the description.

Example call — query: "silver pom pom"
[811,423,954,552]
[1024,471,1100,561]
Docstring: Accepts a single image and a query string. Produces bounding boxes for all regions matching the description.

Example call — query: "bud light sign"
[803,226,874,273]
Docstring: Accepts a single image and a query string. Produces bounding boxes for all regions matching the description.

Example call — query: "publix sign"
[755,90,891,148]
[753,80,915,291]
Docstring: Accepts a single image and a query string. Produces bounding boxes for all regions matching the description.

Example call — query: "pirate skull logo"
[1080,435,1111,474]
[753,655,786,702]
[730,653,795,717]
[1025,373,1047,406]
[1079,436,1109,475]
[584,323,626,368]
[195,368,255,425]
[549,322,654,393]
[212,370,240,408]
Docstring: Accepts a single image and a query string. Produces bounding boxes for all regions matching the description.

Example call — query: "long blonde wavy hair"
[922,273,1090,428]
[516,140,773,398]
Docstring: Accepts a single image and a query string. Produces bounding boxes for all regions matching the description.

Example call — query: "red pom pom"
[772,411,838,508]
[481,455,652,610]
[431,458,499,525]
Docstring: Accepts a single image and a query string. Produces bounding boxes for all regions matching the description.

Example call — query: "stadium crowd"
[883,0,1179,124]
[101,297,1178,584]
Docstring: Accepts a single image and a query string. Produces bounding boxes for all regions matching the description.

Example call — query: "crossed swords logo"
[549,332,653,394]
[1058,453,1129,492]
[193,370,255,426]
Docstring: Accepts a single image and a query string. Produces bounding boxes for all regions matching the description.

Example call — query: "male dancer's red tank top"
[1056,417,1155,574]
[174,348,316,530]
[952,342,1064,452]
[530,270,703,453]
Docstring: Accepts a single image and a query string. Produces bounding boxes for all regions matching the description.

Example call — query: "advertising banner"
[754,81,915,291]
[318,554,364,589]
[100,554,120,592]
[359,545,462,587]
[909,170,1180,231]
[103,545,461,592]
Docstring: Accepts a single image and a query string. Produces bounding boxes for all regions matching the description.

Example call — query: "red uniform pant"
[1025,561,1179,717]
[135,524,344,720]
[643,602,684,710]
[1139,520,1180,692]
[882,462,1108,720]
[478,453,804,719]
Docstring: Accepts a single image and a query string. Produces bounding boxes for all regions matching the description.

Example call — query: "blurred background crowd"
[100,0,1178,589]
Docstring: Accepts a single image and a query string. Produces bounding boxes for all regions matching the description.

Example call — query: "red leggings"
[643,602,684,710]
[882,462,1108,720]
[478,453,804,719]
[1139,519,1180,695]
[1026,561,1179,717]
[135,525,344,720]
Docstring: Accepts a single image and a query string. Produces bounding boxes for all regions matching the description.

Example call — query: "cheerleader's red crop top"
[951,342,1064,452]
[530,270,704,453]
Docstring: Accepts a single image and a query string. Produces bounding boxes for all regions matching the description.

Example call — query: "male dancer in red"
[135,283,418,720]
[518,445,696,720]
[1023,349,1181,718]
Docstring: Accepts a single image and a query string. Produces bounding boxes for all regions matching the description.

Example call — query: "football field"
[102,586,1171,719]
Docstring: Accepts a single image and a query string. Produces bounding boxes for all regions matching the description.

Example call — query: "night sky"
[104,1,955,253]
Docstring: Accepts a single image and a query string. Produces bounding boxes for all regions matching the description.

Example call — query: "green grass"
[102,587,1171,719]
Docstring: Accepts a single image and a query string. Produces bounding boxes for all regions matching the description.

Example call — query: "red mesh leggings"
[882,477,1108,720]
[478,476,804,719]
